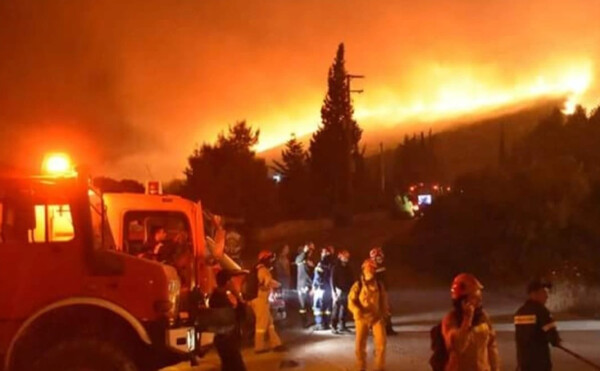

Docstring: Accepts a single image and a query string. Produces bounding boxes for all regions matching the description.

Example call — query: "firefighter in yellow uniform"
[442,273,500,371]
[348,259,388,371]
[251,250,286,353]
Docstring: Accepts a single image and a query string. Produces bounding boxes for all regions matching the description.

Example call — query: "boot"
[386,325,398,336]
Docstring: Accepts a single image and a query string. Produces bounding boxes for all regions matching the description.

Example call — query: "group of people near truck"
[265,244,562,371]
[295,244,397,334]
[137,226,563,371]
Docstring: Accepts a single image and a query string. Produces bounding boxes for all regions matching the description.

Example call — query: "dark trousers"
[331,291,349,330]
[214,333,246,371]
[313,286,332,326]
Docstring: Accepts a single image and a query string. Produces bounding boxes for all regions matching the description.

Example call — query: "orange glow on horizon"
[253,60,594,152]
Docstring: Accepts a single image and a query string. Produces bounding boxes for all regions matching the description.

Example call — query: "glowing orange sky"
[0,0,599,179]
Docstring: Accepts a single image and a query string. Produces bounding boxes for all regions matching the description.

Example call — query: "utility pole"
[380,142,385,194]
[342,72,364,224]
[346,74,365,95]
[345,73,364,172]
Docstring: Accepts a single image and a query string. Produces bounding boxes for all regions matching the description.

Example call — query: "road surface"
[165,287,600,370]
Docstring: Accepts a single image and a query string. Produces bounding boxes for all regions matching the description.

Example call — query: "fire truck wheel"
[31,337,139,371]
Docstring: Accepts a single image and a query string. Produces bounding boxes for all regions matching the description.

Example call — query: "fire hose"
[558,345,600,370]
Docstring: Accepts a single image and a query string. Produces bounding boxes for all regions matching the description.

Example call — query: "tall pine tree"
[309,43,362,223]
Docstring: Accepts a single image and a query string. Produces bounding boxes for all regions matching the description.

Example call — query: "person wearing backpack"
[348,259,389,371]
[251,250,286,354]
[441,273,499,371]
[370,247,398,336]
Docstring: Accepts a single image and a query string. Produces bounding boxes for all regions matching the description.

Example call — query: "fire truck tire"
[30,337,139,371]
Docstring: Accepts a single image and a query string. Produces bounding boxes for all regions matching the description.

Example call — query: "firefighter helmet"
[338,249,350,260]
[258,249,274,262]
[361,259,377,272]
[369,247,384,259]
[451,273,484,300]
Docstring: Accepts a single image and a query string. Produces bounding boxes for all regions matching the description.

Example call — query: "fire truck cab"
[0,165,195,370]
[100,191,241,298]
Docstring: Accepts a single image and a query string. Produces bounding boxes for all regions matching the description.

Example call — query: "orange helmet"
[369,247,384,259]
[338,249,350,260]
[451,273,483,300]
[361,259,377,272]
[258,250,274,262]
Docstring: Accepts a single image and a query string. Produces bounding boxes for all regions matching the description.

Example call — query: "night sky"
[1,0,598,179]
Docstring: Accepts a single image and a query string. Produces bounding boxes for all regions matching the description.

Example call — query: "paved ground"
[165,287,600,371]
[165,218,600,370]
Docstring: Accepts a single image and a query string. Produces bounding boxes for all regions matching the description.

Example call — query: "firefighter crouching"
[312,245,335,330]
[331,249,354,334]
[251,250,286,353]
[295,242,316,327]
[442,273,500,371]
[349,259,388,371]
[370,247,398,335]
[515,279,561,371]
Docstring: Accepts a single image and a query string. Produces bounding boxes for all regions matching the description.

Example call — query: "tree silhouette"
[402,102,600,283]
[309,43,362,223]
[393,130,442,188]
[272,134,310,218]
[184,121,277,226]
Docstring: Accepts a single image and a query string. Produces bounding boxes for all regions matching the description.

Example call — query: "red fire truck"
[0,155,202,371]
[100,184,243,309]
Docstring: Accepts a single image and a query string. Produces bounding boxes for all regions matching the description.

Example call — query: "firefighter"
[295,242,315,327]
[369,247,397,335]
[515,279,561,371]
[312,245,335,330]
[442,273,499,371]
[331,249,354,334]
[251,250,286,353]
[209,269,248,371]
[138,225,166,260]
[348,259,388,371]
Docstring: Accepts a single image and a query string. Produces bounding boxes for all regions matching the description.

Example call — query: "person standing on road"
[515,279,561,371]
[331,249,354,334]
[348,259,388,371]
[295,242,315,327]
[442,273,500,371]
[369,247,398,335]
[251,250,286,354]
[274,244,292,291]
[209,269,248,371]
[312,245,335,330]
